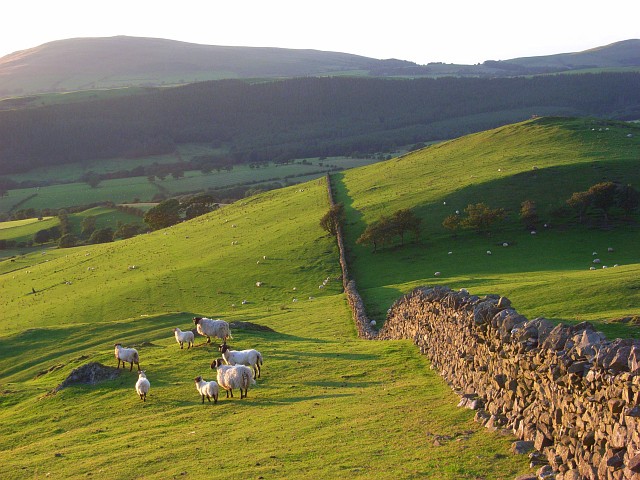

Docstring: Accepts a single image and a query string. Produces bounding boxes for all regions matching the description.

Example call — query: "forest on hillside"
[1,73,639,174]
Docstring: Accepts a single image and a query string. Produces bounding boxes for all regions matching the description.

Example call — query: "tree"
[81,216,97,238]
[462,203,506,234]
[442,214,461,233]
[616,184,640,214]
[81,171,101,188]
[520,200,539,230]
[567,190,591,224]
[58,233,78,248]
[183,194,218,220]
[319,203,346,236]
[113,223,144,240]
[89,228,114,244]
[144,199,181,230]
[33,229,52,244]
[356,215,395,252]
[390,208,421,245]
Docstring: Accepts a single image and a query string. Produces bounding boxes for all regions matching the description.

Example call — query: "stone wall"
[325,174,376,339]
[378,285,640,480]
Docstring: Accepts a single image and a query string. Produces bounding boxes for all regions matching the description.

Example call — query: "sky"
[1,1,638,65]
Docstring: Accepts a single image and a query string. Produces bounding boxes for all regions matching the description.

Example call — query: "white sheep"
[211,358,255,399]
[135,371,150,402]
[256,281,263,287]
[486,250,492,255]
[114,343,140,372]
[608,247,614,252]
[193,317,232,344]
[434,272,441,277]
[593,258,601,264]
[173,327,195,349]
[219,343,263,379]
[194,376,219,404]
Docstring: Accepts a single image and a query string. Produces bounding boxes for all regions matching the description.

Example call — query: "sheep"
[194,376,219,404]
[114,343,140,371]
[173,327,195,349]
[219,343,263,379]
[486,250,492,255]
[608,247,614,252]
[434,272,441,277]
[593,259,601,264]
[193,317,232,345]
[210,358,255,398]
[135,371,150,402]
[256,281,263,287]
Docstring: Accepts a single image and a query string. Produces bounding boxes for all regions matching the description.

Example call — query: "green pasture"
[334,117,640,334]
[0,176,532,479]
[1,156,379,214]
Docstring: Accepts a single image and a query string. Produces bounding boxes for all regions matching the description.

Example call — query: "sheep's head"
[194,376,203,382]
[139,371,147,378]
[210,358,223,370]
[218,342,229,353]
[114,343,122,348]
[193,317,202,325]
[172,328,178,333]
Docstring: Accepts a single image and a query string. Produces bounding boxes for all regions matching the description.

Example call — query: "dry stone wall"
[325,174,376,339]
[378,285,640,480]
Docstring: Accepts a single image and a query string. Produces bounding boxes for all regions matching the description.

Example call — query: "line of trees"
[356,208,422,252]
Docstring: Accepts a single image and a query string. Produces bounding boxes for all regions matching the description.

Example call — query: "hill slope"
[333,117,640,332]
[0,177,531,478]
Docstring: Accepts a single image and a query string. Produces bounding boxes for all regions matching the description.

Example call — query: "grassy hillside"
[0,177,531,479]
[334,117,640,336]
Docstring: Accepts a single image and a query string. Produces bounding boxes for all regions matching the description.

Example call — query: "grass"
[0,176,532,479]
[4,116,638,478]
[0,156,381,214]
[334,116,640,336]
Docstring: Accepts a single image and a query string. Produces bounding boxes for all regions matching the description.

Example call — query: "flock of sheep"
[114,316,263,404]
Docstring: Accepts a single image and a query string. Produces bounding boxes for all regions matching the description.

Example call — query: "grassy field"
[334,116,640,336]
[1,156,380,214]
[0,206,145,258]
[0,177,532,479]
[3,116,639,479]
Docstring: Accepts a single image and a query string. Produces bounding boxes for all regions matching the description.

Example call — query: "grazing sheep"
[608,247,614,252]
[219,343,263,379]
[135,371,150,402]
[530,230,537,235]
[486,250,492,255]
[173,327,195,349]
[502,242,509,247]
[434,272,441,277]
[194,376,219,404]
[589,267,596,270]
[593,259,601,264]
[210,358,255,399]
[193,317,232,344]
[256,281,263,287]
[114,343,140,372]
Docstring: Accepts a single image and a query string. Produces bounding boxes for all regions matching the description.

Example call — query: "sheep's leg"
[201,394,205,404]
[214,395,218,404]
[206,336,211,344]
[229,389,233,398]
[180,342,184,349]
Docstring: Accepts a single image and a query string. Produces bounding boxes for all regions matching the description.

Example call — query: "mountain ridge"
[1,36,639,97]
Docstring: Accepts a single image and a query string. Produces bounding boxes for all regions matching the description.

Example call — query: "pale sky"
[1,0,638,65]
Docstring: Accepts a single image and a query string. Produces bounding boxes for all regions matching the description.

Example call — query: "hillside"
[333,117,640,333]
[0,35,391,97]
[0,177,531,479]
[1,73,640,176]
[1,37,639,98]
[3,117,640,478]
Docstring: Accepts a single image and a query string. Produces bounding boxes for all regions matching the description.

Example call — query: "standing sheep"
[210,358,255,399]
[194,376,219,404]
[135,371,150,402]
[193,317,232,345]
[173,327,195,349]
[219,343,263,379]
[114,343,140,371]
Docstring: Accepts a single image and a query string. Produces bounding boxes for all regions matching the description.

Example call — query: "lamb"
[135,371,150,402]
[194,376,219,404]
[114,343,140,371]
[219,343,263,379]
[210,358,255,399]
[193,317,232,344]
[173,327,195,349]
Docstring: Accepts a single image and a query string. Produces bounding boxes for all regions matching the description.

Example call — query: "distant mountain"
[0,36,400,97]
[1,36,639,98]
